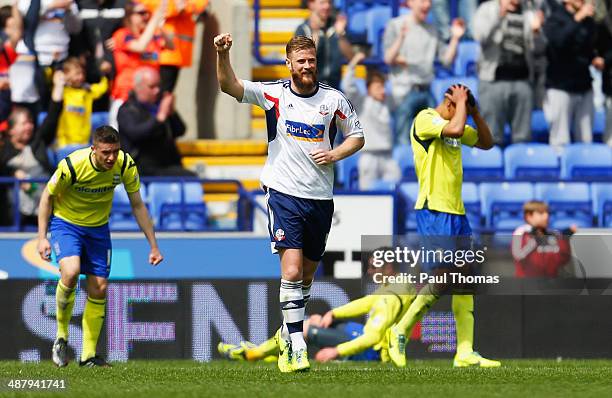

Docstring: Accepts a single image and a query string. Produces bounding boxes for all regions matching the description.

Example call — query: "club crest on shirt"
[319,104,330,116]
[275,228,286,241]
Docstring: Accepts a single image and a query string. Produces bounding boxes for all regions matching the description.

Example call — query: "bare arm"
[384,21,407,65]
[214,33,244,101]
[441,85,469,138]
[310,136,365,165]
[128,190,163,265]
[471,108,494,150]
[37,188,53,261]
[7,2,23,49]
[441,18,465,67]
[127,0,167,53]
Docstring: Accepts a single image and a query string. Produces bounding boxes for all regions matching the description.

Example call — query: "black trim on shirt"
[65,156,77,185]
[88,151,102,172]
[412,118,434,153]
[289,82,319,98]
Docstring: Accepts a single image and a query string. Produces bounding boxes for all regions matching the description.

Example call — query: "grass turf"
[1,360,611,398]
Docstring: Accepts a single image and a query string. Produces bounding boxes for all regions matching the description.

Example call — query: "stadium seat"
[535,182,593,229]
[337,153,361,189]
[392,144,415,180]
[591,183,612,227]
[366,5,392,59]
[431,77,478,103]
[593,109,605,139]
[398,182,419,231]
[109,184,147,231]
[148,182,207,231]
[348,8,368,37]
[55,145,89,165]
[462,182,482,231]
[560,143,612,180]
[91,112,109,130]
[462,146,503,181]
[504,143,559,180]
[480,182,534,231]
[453,40,480,77]
[368,179,396,191]
[531,109,549,142]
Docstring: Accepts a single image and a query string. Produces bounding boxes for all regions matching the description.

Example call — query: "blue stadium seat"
[594,109,605,139]
[91,112,109,130]
[109,184,148,231]
[337,153,361,189]
[392,144,415,180]
[348,9,368,37]
[462,146,503,180]
[366,5,392,59]
[453,40,480,77]
[398,182,419,231]
[431,77,478,103]
[462,182,481,230]
[504,143,559,180]
[560,143,612,180]
[535,182,593,229]
[55,145,89,165]
[531,109,549,142]
[591,183,612,227]
[149,182,207,231]
[480,182,534,230]
[37,112,47,126]
[368,179,396,191]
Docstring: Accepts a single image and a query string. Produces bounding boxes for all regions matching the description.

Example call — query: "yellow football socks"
[246,336,279,361]
[81,296,106,362]
[55,280,76,341]
[452,294,474,356]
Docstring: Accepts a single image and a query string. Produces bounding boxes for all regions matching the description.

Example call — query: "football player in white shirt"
[215,33,364,373]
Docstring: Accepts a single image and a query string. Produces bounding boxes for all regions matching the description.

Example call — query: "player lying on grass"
[219,252,415,363]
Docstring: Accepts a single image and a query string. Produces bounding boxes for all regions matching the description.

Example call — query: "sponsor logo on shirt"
[285,120,325,142]
[66,105,86,115]
[74,185,115,194]
[443,137,461,148]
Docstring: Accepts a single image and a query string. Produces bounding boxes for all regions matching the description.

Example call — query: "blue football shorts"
[49,217,112,278]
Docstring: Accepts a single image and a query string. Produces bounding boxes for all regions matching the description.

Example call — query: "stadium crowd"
[0,0,611,227]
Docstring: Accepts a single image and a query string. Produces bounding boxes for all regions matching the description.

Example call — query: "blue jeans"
[432,0,476,41]
[394,90,436,145]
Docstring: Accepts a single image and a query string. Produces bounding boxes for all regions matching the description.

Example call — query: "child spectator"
[55,57,108,149]
[342,52,400,190]
[512,200,577,278]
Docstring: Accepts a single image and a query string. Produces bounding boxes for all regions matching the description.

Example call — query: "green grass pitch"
[1,360,611,397]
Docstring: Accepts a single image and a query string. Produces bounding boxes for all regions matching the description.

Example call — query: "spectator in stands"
[473,0,545,145]
[0,70,64,227]
[342,52,400,190]
[72,0,127,112]
[109,0,167,128]
[432,0,476,41]
[13,0,81,109]
[141,0,208,93]
[295,0,353,90]
[512,200,576,278]
[543,0,596,152]
[55,57,108,149]
[383,0,464,144]
[595,0,612,147]
[0,3,22,132]
[117,66,194,176]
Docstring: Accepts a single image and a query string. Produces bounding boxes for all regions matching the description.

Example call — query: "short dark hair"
[0,6,12,30]
[93,126,120,144]
[366,68,386,88]
[286,35,316,57]
[8,107,33,131]
[445,84,476,107]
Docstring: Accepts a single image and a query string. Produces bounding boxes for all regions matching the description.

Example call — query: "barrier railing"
[0,177,268,233]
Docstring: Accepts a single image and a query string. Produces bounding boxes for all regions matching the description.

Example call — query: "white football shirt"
[241,79,364,200]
